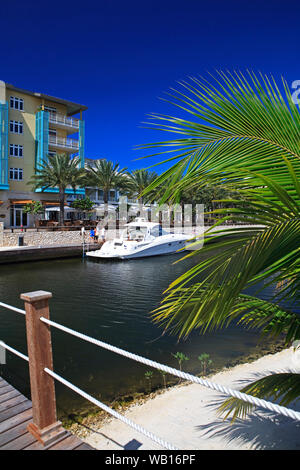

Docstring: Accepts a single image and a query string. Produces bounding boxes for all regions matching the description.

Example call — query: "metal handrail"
[49,112,79,129]
[49,135,79,149]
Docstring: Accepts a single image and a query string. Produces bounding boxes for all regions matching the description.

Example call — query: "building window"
[9,168,23,181]
[10,96,24,111]
[49,128,57,136]
[9,120,23,134]
[48,151,56,157]
[9,144,23,158]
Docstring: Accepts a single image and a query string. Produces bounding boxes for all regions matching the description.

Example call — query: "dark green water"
[0,254,281,419]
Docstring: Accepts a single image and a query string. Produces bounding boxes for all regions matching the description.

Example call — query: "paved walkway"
[82,348,300,450]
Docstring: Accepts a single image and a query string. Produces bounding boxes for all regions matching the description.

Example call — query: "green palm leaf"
[140,71,300,202]
[218,373,300,421]
[152,160,300,339]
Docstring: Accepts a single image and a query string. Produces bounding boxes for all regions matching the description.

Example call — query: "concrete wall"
[3,230,92,247]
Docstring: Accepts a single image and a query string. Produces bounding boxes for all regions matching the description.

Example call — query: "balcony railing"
[48,112,79,129]
[49,135,79,150]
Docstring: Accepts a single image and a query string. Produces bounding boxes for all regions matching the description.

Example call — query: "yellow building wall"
[6,90,69,192]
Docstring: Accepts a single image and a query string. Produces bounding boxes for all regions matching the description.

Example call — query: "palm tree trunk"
[59,187,65,226]
[103,189,109,220]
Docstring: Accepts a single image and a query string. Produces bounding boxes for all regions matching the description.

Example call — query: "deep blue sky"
[1,0,299,171]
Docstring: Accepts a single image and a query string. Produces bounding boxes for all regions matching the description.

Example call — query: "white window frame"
[9,167,23,181]
[9,120,23,134]
[9,144,23,158]
[10,96,24,111]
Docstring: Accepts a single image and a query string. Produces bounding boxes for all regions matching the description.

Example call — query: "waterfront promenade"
[81,348,300,450]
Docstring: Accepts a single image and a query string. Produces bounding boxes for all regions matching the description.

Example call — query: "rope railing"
[45,367,178,450]
[0,340,177,450]
[1,295,300,450]
[40,316,300,423]
[0,302,25,315]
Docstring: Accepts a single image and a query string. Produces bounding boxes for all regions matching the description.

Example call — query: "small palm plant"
[144,371,154,392]
[198,353,213,376]
[172,352,189,377]
[159,370,168,389]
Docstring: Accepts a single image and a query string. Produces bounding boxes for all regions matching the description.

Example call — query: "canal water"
[0,253,286,419]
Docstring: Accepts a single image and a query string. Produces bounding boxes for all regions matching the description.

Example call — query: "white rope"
[44,367,178,450]
[0,341,29,362]
[0,339,177,450]
[41,316,300,423]
[0,302,26,315]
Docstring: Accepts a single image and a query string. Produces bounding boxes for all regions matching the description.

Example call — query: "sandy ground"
[80,348,300,450]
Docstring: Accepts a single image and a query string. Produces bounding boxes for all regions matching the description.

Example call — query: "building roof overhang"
[5,83,88,116]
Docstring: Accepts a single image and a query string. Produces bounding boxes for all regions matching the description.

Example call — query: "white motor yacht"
[86,218,191,260]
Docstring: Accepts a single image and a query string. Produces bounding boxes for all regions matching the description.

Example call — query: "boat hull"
[86,236,188,260]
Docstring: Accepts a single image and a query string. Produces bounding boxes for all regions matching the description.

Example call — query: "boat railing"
[1,292,300,448]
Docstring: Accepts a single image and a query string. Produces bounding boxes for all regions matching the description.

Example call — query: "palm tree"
[140,71,300,420]
[29,154,85,226]
[127,169,159,216]
[86,159,129,204]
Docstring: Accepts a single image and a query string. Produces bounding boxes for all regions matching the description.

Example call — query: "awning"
[41,201,69,206]
[9,199,34,204]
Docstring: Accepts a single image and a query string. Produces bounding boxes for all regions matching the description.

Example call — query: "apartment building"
[0,80,87,228]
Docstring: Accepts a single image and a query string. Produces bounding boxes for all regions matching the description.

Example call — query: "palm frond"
[140,71,300,202]
[218,373,300,421]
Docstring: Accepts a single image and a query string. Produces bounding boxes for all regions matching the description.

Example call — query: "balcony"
[49,135,79,153]
[48,112,80,133]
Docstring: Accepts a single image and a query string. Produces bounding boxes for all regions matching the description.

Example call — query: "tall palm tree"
[127,169,159,217]
[86,159,129,204]
[29,154,85,226]
[127,169,159,204]
[141,71,300,420]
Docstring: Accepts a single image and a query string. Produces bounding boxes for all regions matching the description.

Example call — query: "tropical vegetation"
[28,154,85,225]
[140,71,300,420]
[86,159,129,204]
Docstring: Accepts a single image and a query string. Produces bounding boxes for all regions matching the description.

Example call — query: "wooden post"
[21,290,66,445]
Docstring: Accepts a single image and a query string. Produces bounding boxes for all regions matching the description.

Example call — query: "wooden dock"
[0,377,94,450]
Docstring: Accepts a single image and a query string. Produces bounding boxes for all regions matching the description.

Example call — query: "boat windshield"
[150,225,167,237]
[122,226,147,241]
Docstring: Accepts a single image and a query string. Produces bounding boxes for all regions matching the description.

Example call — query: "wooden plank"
[0,379,9,388]
[0,385,14,396]
[0,419,32,447]
[0,394,27,413]
[23,432,72,450]
[48,435,84,450]
[0,390,20,404]
[0,400,32,423]
[0,378,94,450]
[0,408,32,434]
[0,431,37,450]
